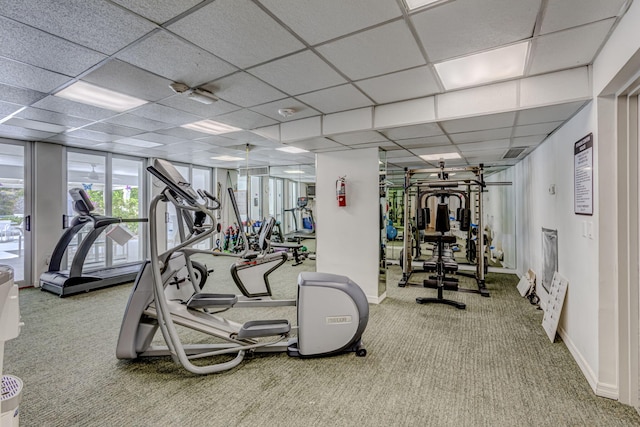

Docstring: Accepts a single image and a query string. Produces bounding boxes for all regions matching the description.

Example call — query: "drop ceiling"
[0,0,632,174]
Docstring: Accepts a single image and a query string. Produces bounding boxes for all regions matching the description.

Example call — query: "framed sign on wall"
[574,133,593,215]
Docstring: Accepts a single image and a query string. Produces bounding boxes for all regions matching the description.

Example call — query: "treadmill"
[40,188,147,297]
[284,197,316,242]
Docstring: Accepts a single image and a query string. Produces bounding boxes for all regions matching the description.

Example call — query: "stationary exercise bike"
[116,159,368,375]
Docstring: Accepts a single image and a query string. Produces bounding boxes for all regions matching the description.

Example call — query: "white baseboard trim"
[367,292,386,304]
[557,326,616,398]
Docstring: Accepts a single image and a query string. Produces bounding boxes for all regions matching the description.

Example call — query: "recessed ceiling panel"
[167,0,304,68]
[0,17,107,76]
[206,72,286,108]
[512,135,546,146]
[249,98,320,122]
[317,20,425,81]
[159,95,240,118]
[356,66,440,104]
[0,58,70,93]
[81,60,175,102]
[449,127,512,144]
[66,129,117,142]
[395,135,451,148]
[84,122,142,137]
[456,139,511,152]
[133,132,185,145]
[529,20,614,75]
[3,117,67,134]
[104,113,168,132]
[110,0,202,24]
[381,123,443,140]
[130,103,201,126]
[412,0,541,61]
[330,131,388,145]
[116,31,238,87]
[1,0,156,55]
[540,0,628,34]
[15,107,91,128]
[211,110,278,130]
[0,84,47,106]
[259,0,401,45]
[516,101,585,125]
[513,121,564,137]
[286,138,344,151]
[441,112,516,133]
[0,101,23,118]
[249,50,347,96]
[32,96,117,121]
[296,84,372,114]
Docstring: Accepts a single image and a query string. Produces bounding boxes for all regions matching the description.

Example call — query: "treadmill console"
[147,159,199,205]
[297,197,308,208]
[69,188,94,215]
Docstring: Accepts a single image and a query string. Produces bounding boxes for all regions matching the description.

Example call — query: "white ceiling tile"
[0,58,70,93]
[110,0,202,25]
[259,0,402,45]
[45,134,105,147]
[410,145,459,156]
[456,139,511,152]
[385,149,415,159]
[412,0,541,61]
[211,109,278,130]
[130,103,201,126]
[16,107,91,128]
[465,149,508,160]
[104,113,168,132]
[513,121,564,137]
[159,96,240,118]
[32,96,117,121]
[1,0,156,55]
[249,98,321,122]
[317,20,425,80]
[512,135,546,146]
[3,117,67,134]
[395,135,451,148]
[66,129,117,142]
[441,112,516,134]
[330,131,388,145]
[249,50,347,96]
[0,84,47,106]
[314,146,353,153]
[116,31,237,88]
[356,66,440,104]
[132,132,185,145]
[0,17,107,76]
[296,84,372,114]
[0,101,23,118]
[530,20,614,75]
[517,101,585,125]
[167,0,304,68]
[286,138,343,151]
[193,135,239,147]
[449,127,512,144]
[81,60,175,102]
[540,0,628,34]
[0,123,55,140]
[381,123,443,140]
[205,72,286,108]
[84,122,142,137]
[350,141,399,149]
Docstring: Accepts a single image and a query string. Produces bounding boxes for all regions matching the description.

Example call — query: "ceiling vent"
[503,147,526,159]
[239,167,269,176]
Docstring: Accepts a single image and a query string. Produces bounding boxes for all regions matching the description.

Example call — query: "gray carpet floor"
[4,255,640,426]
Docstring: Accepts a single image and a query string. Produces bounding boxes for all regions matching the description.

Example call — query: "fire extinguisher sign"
[336,176,346,207]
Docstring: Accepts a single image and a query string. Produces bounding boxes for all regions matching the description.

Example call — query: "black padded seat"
[424,234,456,244]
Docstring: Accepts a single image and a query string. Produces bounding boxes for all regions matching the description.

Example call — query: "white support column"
[316,148,380,303]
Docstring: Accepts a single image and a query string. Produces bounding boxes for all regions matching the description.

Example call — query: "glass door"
[192,166,212,249]
[111,157,145,265]
[0,142,30,286]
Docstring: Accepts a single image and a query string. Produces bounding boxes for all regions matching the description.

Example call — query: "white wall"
[33,142,65,286]
[316,148,381,302]
[515,102,600,389]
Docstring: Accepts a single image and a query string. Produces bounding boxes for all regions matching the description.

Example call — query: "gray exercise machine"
[116,159,368,375]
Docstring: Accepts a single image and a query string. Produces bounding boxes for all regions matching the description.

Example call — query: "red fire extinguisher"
[336,176,346,207]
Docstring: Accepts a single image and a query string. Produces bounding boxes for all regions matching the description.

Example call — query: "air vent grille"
[239,167,269,176]
[503,147,526,159]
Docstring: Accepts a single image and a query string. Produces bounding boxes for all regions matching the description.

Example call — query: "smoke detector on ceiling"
[278,108,296,118]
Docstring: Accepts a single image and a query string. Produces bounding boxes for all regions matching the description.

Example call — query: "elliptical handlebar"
[197,189,221,211]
